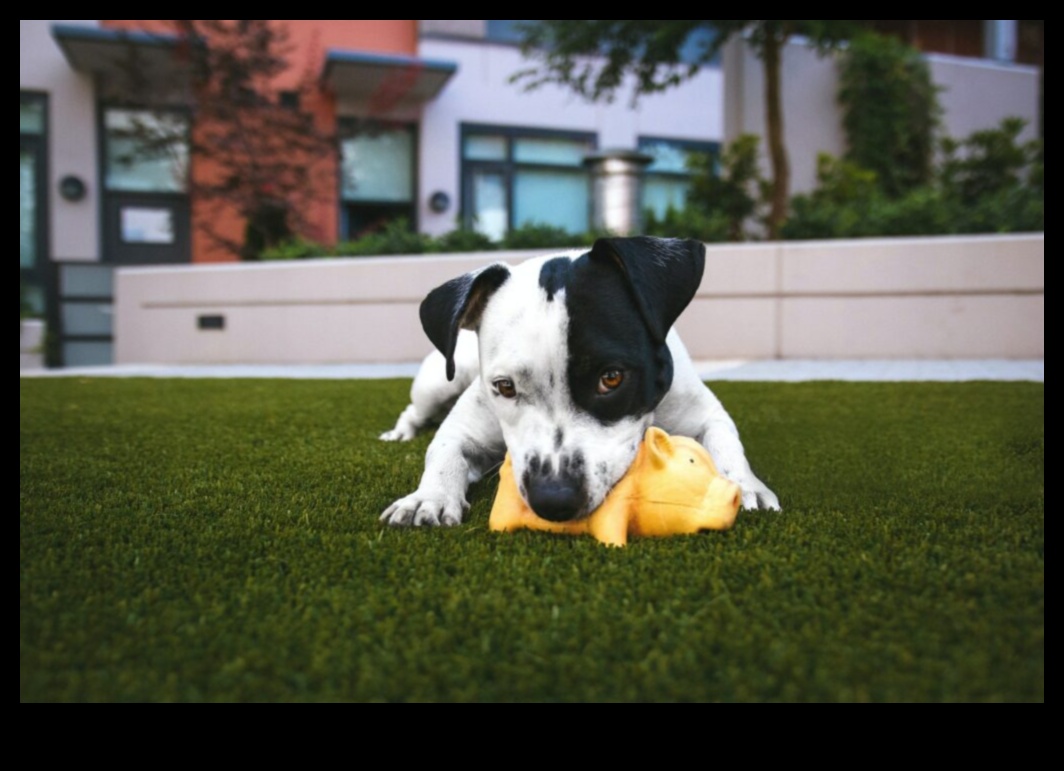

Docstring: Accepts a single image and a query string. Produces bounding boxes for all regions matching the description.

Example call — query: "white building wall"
[929,53,1040,143]
[417,38,724,236]
[20,20,101,262]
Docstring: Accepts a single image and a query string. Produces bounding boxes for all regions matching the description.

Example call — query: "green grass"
[20,378,1043,703]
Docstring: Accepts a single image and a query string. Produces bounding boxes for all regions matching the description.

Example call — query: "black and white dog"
[380,236,779,527]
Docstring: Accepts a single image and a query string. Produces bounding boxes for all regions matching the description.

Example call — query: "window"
[340,121,416,238]
[639,137,720,220]
[20,97,45,135]
[462,125,596,241]
[678,27,720,66]
[486,20,535,44]
[20,149,37,270]
[104,108,189,193]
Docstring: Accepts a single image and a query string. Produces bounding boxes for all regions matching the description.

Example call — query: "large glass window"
[104,109,189,193]
[639,137,720,220]
[340,122,416,237]
[462,126,595,242]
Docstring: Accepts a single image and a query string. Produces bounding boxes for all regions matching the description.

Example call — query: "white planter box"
[20,319,45,371]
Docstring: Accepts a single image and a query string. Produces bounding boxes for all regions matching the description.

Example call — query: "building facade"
[20,20,1042,367]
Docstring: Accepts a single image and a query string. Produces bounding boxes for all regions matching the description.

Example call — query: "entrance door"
[102,108,192,266]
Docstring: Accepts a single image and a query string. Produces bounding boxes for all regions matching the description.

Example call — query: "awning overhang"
[52,24,197,87]
[322,50,458,105]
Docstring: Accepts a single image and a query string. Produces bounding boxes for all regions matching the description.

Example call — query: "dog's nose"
[526,476,585,523]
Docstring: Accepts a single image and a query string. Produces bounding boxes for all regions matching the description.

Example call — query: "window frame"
[338,118,419,239]
[638,135,721,219]
[100,105,192,195]
[460,123,598,238]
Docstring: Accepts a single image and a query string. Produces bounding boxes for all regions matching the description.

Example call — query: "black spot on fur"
[554,429,564,451]
[539,257,572,302]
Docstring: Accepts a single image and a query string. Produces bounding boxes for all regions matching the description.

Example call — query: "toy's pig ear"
[420,263,511,381]
[645,427,675,470]
[589,236,705,344]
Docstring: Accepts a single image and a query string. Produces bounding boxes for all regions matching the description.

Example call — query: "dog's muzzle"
[523,455,588,523]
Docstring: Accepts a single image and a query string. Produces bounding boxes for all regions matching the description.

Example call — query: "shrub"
[1031,142,1044,192]
[340,219,433,256]
[838,33,941,198]
[645,205,732,243]
[501,222,590,250]
[21,281,32,324]
[259,238,333,261]
[940,118,1039,205]
[783,118,1044,240]
[781,154,882,240]
[429,227,498,254]
[684,134,767,241]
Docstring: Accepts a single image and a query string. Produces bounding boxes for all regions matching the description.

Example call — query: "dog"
[380,236,780,527]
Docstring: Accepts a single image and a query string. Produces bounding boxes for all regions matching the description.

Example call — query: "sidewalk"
[20,360,1045,382]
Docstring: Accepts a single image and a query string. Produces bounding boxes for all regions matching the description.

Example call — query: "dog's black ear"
[588,237,706,344]
[420,263,511,381]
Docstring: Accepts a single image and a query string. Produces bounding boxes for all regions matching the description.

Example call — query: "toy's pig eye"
[597,369,625,395]
[494,378,517,399]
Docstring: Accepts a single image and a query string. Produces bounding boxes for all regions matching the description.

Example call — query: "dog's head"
[420,236,706,522]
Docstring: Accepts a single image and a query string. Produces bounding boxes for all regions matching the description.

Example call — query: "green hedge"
[783,119,1043,240]
[261,221,603,261]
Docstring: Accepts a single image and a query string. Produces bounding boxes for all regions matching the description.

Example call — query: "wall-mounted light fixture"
[429,191,451,214]
[59,175,87,202]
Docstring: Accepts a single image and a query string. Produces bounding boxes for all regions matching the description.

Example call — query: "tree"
[516,20,861,239]
[113,20,336,260]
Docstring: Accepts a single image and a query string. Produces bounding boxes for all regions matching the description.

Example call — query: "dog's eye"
[493,378,517,399]
[597,370,625,394]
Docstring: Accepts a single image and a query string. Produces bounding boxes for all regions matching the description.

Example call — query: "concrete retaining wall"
[114,233,1044,365]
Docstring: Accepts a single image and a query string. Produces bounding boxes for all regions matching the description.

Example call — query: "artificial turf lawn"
[20,378,1043,703]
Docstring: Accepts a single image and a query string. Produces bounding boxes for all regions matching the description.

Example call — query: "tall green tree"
[516,20,861,239]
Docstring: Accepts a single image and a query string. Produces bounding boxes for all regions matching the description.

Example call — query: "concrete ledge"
[114,234,1044,365]
[20,320,45,371]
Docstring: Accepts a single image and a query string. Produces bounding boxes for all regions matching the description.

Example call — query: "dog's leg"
[658,336,781,511]
[380,332,479,442]
[664,393,781,511]
[691,398,781,512]
[380,381,505,527]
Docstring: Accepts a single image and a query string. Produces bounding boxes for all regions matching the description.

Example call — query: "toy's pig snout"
[704,476,742,530]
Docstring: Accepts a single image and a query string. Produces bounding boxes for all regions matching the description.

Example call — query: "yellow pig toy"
[489,427,742,547]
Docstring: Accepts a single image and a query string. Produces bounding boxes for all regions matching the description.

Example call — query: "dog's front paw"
[379,427,415,442]
[740,481,781,512]
[380,490,467,528]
